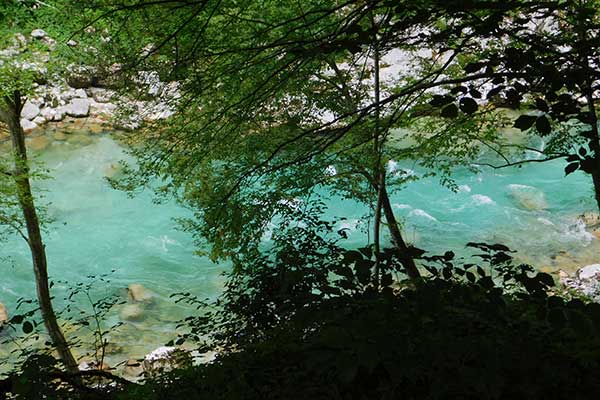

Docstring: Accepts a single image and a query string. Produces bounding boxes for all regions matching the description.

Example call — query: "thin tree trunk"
[584,91,600,211]
[372,22,383,289]
[379,180,421,280]
[1,92,79,373]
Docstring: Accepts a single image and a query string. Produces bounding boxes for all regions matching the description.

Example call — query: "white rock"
[13,33,27,48]
[578,264,600,280]
[63,98,90,117]
[20,118,38,132]
[67,40,78,47]
[21,101,40,120]
[41,107,56,121]
[52,109,65,121]
[74,89,88,99]
[114,115,142,131]
[33,115,46,125]
[0,48,19,57]
[31,29,48,39]
[88,87,115,103]
[143,347,191,375]
[136,71,163,97]
[90,101,117,116]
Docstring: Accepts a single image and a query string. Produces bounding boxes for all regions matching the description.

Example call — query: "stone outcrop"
[1,30,180,139]
[559,265,600,302]
[142,347,192,376]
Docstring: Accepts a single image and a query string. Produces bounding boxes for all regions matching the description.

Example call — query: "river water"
[1,127,599,373]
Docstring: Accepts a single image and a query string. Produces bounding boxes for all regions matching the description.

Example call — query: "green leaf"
[565,162,579,176]
[464,61,484,73]
[535,98,549,112]
[429,94,454,107]
[535,115,551,135]
[536,272,554,287]
[513,115,537,131]
[459,97,478,114]
[22,321,33,334]
[441,103,458,118]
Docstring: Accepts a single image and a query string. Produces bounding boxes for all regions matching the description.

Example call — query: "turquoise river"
[1,127,599,374]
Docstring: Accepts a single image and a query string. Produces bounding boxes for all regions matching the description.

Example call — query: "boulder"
[0,303,8,325]
[88,87,115,103]
[63,99,90,118]
[90,101,117,116]
[578,264,600,280]
[127,284,153,303]
[123,358,144,379]
[66,40,78,47]
[74,89,88,99]
[507,184,547,211]
[41,107,57,121]
[143,347,192,376]
[20,118,38,133]
[33,115,46,126]
[67,69,94,89]
[560,265,600,303]
[120,304,145,321]
[21,101,40,120]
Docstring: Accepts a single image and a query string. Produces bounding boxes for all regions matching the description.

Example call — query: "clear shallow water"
[1,131,599,371]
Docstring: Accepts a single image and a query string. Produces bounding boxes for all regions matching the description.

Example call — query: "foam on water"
[409,209,438,221]
[471,194,495,205]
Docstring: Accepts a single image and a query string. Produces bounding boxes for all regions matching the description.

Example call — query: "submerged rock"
[66,134,93,146]
[127,284,153,303]
[27,135,51,151]
[120,304,145,321]
[104,163,123,178]
[0,303,8,325]
[507,184,548,211]
[52,131,67,141]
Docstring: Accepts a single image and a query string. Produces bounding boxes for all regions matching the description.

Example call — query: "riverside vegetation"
[2,0,600,399]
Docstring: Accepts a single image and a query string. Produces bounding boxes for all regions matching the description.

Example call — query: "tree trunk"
[585,92,600,211]
[1,92,79,373]
[378,181,421,280]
